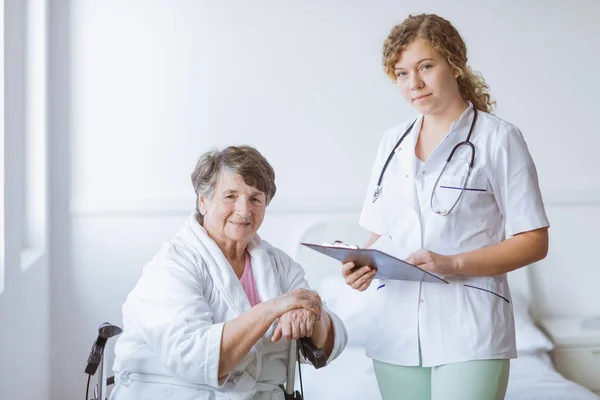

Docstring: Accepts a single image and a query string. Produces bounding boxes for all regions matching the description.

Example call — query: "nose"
[409,72,424,91]
[236,198,252,218]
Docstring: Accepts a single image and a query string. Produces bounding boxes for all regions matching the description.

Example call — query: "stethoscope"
[372,109,478,216]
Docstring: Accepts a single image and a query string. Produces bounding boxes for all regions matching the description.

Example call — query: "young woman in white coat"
[111,146,347,400]
[342,13,549,400]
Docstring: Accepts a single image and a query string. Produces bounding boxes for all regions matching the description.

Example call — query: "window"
[0,0,5,292]
[21,0,47,271]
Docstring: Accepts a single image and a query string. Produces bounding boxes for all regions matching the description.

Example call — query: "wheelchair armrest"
[298,337,327,369]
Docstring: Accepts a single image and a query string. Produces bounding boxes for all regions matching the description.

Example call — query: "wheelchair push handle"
[284,337,327,399]
[85,322,122,400]
[298,337,327,369]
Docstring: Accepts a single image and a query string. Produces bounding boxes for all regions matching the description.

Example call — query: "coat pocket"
[463,284,510,304]
[462,282,514,356]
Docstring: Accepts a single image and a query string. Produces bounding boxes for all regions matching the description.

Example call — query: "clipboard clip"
[321,240,359,249]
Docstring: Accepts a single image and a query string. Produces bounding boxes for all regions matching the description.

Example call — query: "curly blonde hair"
[383,14,495,113]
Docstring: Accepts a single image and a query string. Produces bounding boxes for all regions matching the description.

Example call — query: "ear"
[197,195,208,215]
[453,67,461,79]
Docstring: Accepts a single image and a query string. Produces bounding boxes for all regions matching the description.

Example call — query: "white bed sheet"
[298,348,599,400]
[506,353,599,400]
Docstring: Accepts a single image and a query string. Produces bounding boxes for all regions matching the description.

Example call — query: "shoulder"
[474,111,535,171]
[261,240,296,269]
[377,117,420,155]
[260,239,309,291]
[261,240,306,278]
[143,224,209,282]
[475,110,524,144]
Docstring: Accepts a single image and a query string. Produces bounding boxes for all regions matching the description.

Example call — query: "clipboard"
[300,243,449,284]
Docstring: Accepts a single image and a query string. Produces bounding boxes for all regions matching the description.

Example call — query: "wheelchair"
[85,322,326,400]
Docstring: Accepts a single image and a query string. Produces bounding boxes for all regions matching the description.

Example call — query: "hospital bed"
[292,218,600,400]
[84,325,326,400]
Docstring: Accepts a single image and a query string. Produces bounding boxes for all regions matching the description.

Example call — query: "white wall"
[0,0,50,398]
[50,1,600,399]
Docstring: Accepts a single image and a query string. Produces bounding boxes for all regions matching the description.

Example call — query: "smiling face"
[393,38,463,116]
[198,169,266,246]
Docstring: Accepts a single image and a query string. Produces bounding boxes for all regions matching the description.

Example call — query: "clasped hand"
[270,288,322,342]
[271,308,318,342]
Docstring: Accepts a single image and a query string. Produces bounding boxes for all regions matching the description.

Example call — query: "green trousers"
[373,358,510,400]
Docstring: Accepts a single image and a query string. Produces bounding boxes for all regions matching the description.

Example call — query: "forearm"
[363,232,382,248]
[455,227,549,276]
[310,311,334,358]
[219,301,278,378]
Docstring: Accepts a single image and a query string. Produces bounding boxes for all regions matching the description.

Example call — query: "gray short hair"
[191,146,276,222]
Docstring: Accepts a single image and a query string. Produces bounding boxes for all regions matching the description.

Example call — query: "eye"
[421,64,433,71]
[395,71,406,78]
[225,194,235,200]
[252,197,263,204]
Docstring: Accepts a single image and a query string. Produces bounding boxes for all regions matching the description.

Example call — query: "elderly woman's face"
[199,169,266,243]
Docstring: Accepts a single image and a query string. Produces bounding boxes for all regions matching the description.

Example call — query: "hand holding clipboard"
[301,241,448,284]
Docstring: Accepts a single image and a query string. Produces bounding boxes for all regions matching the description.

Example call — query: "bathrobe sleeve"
[121,244,228,388]
[268,245,348,365]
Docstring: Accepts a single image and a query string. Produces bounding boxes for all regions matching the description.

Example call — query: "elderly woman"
[110,146,347,400]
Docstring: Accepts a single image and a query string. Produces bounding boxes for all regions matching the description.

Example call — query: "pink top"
[239,253,261,307]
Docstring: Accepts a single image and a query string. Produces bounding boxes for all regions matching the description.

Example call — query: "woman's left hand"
[271,309,317,342]
[405,249,459,276]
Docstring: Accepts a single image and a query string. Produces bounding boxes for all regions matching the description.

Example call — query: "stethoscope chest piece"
[372,186,382,203]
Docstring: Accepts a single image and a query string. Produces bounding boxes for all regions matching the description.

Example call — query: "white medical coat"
[360,103,549,367]
[110,213,347,400]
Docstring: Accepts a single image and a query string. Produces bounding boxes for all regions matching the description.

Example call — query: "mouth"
[229,221,252,227]
[413,94,432,102]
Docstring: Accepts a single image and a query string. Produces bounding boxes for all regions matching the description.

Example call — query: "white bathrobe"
[110,213,347,400]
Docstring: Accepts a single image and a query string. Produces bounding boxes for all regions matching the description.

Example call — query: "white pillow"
[512,291,554,354]
[319,276,377,348]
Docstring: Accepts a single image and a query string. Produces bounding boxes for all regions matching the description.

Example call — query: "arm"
[128,254,320,387]
[454,227,548,276]
[408,126,550,276]
[219,289,322,378]
[309,311,334,358]
[269,245,347,363]
[219,302,278,379]
[363,232,382,248]
[452,126,550,276]
[407,227,548,277]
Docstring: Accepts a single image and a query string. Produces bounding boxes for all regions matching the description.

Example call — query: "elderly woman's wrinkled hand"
[272,288,322,318]
[271,309,317,342]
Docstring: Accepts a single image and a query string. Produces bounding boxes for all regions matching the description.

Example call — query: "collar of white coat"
[448,101,475,136]
[394,101,475,156]
[388,102,475,211]
[186,212,283,317]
